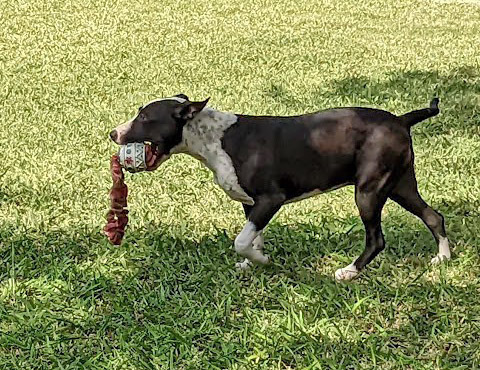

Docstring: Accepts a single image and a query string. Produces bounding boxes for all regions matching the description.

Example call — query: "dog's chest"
[179,110,254,205]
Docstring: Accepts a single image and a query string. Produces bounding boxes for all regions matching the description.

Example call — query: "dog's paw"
[240,247,270,265]
[256,254,270,265]
[236,258,253,270]
[431,254,451,265]
[235,254,270,270]
[335,264,359,282]
[252,234,264,250]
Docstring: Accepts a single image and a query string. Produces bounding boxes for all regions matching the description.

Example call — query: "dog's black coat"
[111,96,447,276]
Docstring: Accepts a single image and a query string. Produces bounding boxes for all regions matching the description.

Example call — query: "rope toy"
[104,144,159,245]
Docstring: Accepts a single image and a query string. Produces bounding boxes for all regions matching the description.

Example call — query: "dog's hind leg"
[336,164,392,281]
[336,186,388,281]
[389,167,451,264]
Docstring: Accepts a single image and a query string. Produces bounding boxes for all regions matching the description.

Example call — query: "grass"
[1,0,480,368]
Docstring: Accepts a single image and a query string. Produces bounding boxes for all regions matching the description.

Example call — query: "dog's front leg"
[236,204,265,269]
[234,194,284,267]
[235,222,269,265]
[236,233,264,270]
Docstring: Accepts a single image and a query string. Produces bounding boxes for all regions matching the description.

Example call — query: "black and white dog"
[110,94,450,281]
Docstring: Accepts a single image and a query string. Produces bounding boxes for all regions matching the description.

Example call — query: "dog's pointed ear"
[174,98,210,121]
[175,93,189,101]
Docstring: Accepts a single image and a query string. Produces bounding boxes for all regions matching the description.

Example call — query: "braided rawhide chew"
[104,144,160,245]
[104,154,129,245]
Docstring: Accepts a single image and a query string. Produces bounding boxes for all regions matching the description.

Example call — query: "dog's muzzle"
[109,129,119,143]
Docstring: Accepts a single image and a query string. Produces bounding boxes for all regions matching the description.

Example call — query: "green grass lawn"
[1,0,480,368]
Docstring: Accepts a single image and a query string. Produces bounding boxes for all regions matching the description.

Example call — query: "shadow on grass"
[265,67,480,135]
[1,191,478,281]
[1,193,479,367]
[257,275,480,368]
[2,65,479,365]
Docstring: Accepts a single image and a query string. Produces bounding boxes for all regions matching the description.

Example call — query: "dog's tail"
[399,98,440,128]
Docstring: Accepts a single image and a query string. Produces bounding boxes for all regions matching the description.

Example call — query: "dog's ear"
[174,98,210,121]
[175,93,189,101]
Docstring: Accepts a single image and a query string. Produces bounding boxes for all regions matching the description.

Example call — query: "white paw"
[235,254,270,270]
[236,259,252,270]
[431,253,451,265]
[256,254,270,265]
[252,234,264,251]
[237,245,270,265]
[335,264,359,282]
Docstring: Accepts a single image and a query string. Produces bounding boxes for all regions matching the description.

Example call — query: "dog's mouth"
[117,140,168,171]
[144,141,168,170]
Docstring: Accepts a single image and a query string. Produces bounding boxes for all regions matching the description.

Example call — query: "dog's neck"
[170,107,237,160]
[170,107,254,205]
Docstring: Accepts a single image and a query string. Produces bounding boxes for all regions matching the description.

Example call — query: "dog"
[110,94,451,281]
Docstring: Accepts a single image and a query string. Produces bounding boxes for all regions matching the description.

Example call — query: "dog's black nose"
[109,130,118,142]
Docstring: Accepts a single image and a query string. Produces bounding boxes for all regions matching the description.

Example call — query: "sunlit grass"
[1,0,480,368]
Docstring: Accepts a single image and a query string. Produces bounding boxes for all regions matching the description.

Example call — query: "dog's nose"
[110,130,118,142]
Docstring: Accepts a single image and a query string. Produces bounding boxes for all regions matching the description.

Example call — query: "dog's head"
[110,94,209,160]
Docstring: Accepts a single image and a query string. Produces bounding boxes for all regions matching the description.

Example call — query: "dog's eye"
[138,112,147,121]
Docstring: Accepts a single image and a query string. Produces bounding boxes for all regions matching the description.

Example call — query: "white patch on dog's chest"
[175,109,254,205]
